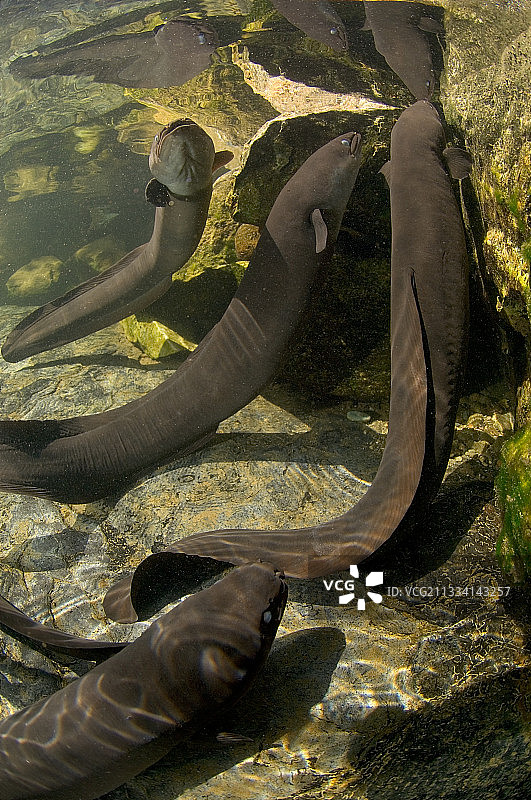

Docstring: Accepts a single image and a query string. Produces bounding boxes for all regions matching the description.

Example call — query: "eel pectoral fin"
[442,146,473,180]
[417,16,444,34]
[311,208,328,253]
[145,177,172,206]
[213,150,234,171]
[379,160,391,185]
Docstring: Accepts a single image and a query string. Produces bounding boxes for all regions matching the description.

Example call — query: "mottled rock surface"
[5,255,63,298]
[496,424,531,581]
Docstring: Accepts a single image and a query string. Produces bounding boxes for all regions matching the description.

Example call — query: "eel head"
[149,118,217,196]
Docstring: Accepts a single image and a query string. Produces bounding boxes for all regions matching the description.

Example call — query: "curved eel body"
[0,563,287,800]
[270,0,348,51]
[2,120,232,363]
[9,19,219,88]
[362,1,443,99]
[104,101,470,624]
[0,132,363,502]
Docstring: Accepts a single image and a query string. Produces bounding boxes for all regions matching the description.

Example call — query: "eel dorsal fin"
[311,208,328,253]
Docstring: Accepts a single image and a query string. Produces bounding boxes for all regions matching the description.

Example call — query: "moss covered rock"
[120,316,196,359]
[496,424,531,582]
[441,4,531,421]
[74,236,126,274]
[6,256,63,298]
[127,53,276,147]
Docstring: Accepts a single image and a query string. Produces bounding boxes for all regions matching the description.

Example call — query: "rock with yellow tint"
[74,236,126,274]
[3,165,59,201]
[121,315,196,359]
[72,124,105,154]
[6,256,63,297]
[496,424,531,582]
[234,223,260,259]
[442,8,531,422]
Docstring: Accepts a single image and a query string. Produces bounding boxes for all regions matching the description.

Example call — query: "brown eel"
[0,563,287,800]
[270,0,348,51]
[104,100,471,624]
[0,131,363,502]
[9,18,219,89]
[0,592,126,664]
[362,1,444,100]
[2,119,232,363]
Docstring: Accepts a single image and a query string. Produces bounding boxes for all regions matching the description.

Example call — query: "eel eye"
[341,139,350,146]
[198,32,206,44]
[330,27,338,35]
[263,610,272,624]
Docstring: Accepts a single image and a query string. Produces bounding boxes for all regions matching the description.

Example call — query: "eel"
[0,592,127,664]
[9,18,219,88]
[0,562,287,800]
[104,100,471,624]
[0,131,363,502]
[362,1,443,99]
[2,119,233,363]
[270,0,348,51]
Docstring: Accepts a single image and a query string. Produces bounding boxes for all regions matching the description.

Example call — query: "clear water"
[0,1,530,799]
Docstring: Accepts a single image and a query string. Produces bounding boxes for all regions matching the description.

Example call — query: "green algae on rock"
[6,256,64,298]
[441,4,531,422]
[496,424,531,582]
[74,237,127,274]
[121,315,196,359]
[127,54,276,147]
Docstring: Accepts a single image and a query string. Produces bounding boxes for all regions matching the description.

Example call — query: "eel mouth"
[152,118,197,160]
[349,132,362,157]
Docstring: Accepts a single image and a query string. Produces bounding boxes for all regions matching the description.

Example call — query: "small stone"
[6,256,63,297]
[74,237,126,274]
[234,223,260,259]
[120,315,196,359]
[346,409,371,423]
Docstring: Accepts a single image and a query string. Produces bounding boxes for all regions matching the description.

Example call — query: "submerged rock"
[6,255,63,297]
[128,56,276,148]
[234,222,260,259]
[441,3,531,423]
[3,164,59,202]
[121,316,197,359]
[74,236,127,274]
